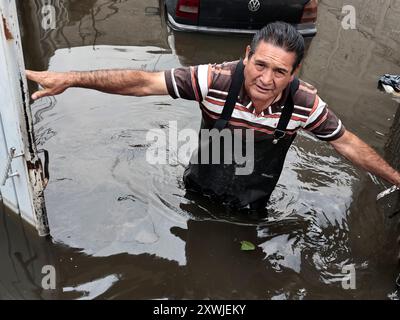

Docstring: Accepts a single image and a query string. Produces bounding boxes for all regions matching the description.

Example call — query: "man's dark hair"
[248,21,305,74]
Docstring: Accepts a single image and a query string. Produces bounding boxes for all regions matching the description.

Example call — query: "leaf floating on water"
[240,241,255,251]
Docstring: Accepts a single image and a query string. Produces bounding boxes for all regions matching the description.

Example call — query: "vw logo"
[248,0,260,12]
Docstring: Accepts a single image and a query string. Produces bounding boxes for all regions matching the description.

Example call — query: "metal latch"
[1,147,24,186]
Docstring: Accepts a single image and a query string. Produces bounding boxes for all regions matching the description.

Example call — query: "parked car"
[164,0,318,37]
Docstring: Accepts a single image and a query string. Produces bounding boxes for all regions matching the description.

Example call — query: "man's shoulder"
[293,79,321,109]
[298,79,318,95]
[210,60,239,75]
[207,60,240,92]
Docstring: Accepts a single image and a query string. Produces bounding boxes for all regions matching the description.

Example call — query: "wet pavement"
[1,0,400,299]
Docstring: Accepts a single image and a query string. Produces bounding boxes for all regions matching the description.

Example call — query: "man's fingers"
[31,89,50,100]
[25,69,41,82]
[26,70,50,100]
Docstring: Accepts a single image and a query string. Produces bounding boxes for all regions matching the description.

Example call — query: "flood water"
[1,0,400,299]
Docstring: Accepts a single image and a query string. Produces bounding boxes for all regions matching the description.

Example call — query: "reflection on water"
[1,0,399,299]
[301,0,400,149]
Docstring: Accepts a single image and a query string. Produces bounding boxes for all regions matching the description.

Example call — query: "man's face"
[243,41,299,108]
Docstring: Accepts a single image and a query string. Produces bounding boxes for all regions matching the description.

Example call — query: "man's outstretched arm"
[25,69,168,100]
[329,129,400,187]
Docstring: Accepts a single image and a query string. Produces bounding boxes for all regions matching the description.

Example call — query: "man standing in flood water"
[26,22,400,211]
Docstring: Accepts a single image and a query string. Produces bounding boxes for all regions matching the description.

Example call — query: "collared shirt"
[164,60,345,141]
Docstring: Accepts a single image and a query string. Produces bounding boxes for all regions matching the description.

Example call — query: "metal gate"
[0,0,49,236]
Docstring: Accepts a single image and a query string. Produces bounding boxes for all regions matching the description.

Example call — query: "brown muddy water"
[1,0,400,299]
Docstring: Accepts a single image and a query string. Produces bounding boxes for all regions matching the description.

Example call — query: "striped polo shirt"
[164,60,345,141]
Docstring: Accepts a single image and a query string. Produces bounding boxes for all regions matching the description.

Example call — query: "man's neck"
[253,92,282,115]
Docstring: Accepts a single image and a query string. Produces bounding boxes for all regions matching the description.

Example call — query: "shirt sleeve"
[164,64,210,102]
[303,95,345,141]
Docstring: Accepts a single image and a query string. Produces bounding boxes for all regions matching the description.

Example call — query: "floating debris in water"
[240,240,255,251]
[378,74,400,93]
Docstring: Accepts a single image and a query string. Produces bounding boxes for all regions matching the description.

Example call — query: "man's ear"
[243,45,251,65]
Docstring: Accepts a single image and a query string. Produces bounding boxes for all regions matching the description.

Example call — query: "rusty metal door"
[0,0,49,236]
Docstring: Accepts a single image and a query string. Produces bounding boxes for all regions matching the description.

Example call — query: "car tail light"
[176,0,200,22]
[300,0,318,23]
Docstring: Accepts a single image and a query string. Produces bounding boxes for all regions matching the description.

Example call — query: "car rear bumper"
[167,13,317,37]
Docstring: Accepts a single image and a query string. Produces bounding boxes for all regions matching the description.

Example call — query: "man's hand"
[26,70,72,100]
